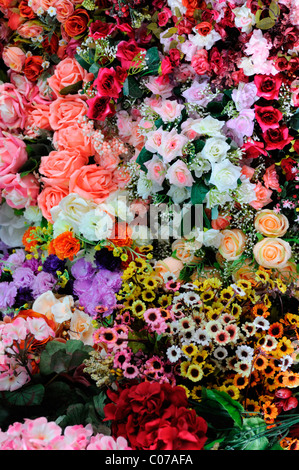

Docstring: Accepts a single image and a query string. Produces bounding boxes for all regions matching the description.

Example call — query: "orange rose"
[22,226,38,252]
[39,149,89,186]
[218,229,247,261]
[253,237,292,269]
[47,57,89,97]
[232,258,258,285]
[195,21,213,36]
[37,183,69,223]
[69,164,118,204]
[64,8,89,37]
[254,209,289,237]
[49,96,87,131]
[51,231,81,260]
[53,122,94,159]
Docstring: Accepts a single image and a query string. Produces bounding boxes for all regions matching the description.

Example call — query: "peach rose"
[263,164,280,190]
[53,122,93,158]
[172,238,202,264]
[275,260,298,284]
[47,57,88,97]
[254,209,289,237]
[94,151,120,170]
[241,165,255,180]
[253,237,292,269]
[49,96,87,130]
[2,46,26,72]
[232,258,258,285]
[69,309,94,345]
[69,164,118,204]
[250,181,273,210]
[26,103,51,131]
[37,183,69,223]
[0,133,28,176]
[39,149,89,186]
[218,229,247,261]
[0,173,39,209]
[112,166,131,190]
[17,21,43,38]
[54,0,74,23]
[155,257,184,280]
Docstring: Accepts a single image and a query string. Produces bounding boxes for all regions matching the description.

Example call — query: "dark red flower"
[104,381,208,450]
[116,39,146,70]
[89,20,116,40]
[23,55,43,81]
[94,67,123,99]
[242,139,268,159]
[280,157,298,181]
[86,95,115,121]
[263,125,293,150]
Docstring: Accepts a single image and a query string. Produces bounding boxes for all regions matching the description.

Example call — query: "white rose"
[234,179,257,204]
[233,5,256,33]
[209,159,241,193]
[190,29,222,50]
[23,205,42,224]
[191,115,224,137]
[78,208,114,242]
[51,192,97,230]
[103,190,135,223]
[167,185,190,204]
[202,229,224,249]
[201,137,231,164]
[0,202,28,248]
[205,188,233,209]
[69,309,94,346]
[53,217,74,238]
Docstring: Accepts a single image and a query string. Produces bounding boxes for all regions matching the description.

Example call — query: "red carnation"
[104,381,208,450]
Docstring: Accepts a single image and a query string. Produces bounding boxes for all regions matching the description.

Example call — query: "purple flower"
[31,272,56,298]
[5,249,26,272]
[43,255,65,275]
[71,258,96,280]
[0,282,17,310]
[94,248,121,272]
[12,267,35,289]
[73,278,94,297]
[22,257,41,274]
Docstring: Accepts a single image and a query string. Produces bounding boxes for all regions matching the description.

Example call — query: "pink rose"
[47,57,88,98]
[94,151,120,170]
[0,133,28,176]
[48,97,88,130]
[37,183,69,223]
[153,99,184,123]
[144,155,167,186]
[69,164,118,204]
[241,165,255,180]
[112,166,131,190]
[0,83,26,131]
[39,149,89,186]
[116,39,146,70]
[53,122,93,158]
[0,173,39,209]
[160,129,189,163]
[166,160,194,187]
[263,164,280,190]
[191,49,210,75]
[250,181,273,210]
[226,108,255,138]
[2,46,26,72]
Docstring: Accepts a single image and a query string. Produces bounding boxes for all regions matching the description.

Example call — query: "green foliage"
[39,340,93,376]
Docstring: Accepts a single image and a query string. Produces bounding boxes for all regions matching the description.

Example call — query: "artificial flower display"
[0,0,298,452]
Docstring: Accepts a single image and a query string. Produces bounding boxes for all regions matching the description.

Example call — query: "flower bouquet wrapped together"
[0,0,298,451]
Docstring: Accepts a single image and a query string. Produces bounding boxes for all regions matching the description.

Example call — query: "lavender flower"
[12,267,35,289]
[31,272,56,298]
[0,282,17,310]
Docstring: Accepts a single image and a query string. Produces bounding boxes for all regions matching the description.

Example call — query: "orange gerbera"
[108,222,133,247]
[252,303,269,318]
[22,226,38,252]
[51,231,81,261]
[282,372,299,388]
[268,322,284,338]
[262,401,279,423]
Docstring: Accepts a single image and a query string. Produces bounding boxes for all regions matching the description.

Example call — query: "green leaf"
[93,392,107,420]
[191,181,210,205]
[204,389,244,429]
[128,330,149,353]
[162,27,178,38]
[60,80,83,96]
[74,53,91,71]
[289,113,299,131]
[3,384,45,407]
[89,62,100,76]
[123,75,143,99]
[136,146,154,171]
[143,46,160,75]
[256,16,276,29]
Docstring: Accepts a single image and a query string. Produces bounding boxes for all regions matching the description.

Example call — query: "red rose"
[115,66,127,85]
[169,48,181,66]
[254,104,283,132]
[19,0,36,19]
[175,17,195,35]
[42,33,59,55]
[293,140,299,155]
[23,55,43,81]
[254,74,282,100]
[274,56,289,72]
[64,8,89,38]
[242,138,267,159]
[89,20,116,40]
[94,67,123,98]
[161,57,173,75]
[157,8,172,27]
[195,21,213,36]
[263,125,293,150]
[86,95,115,121]
[116,39,146,69]
[210,47,223,75]
[280,157,298,181]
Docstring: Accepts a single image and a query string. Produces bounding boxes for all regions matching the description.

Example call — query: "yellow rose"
[253,237,292,269]
[218,229,246,261]
[254,209,289,237]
